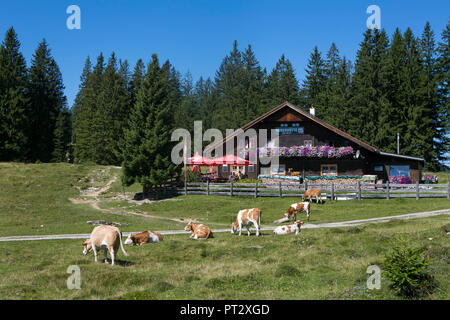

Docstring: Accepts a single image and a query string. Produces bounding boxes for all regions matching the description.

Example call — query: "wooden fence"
[177,180,450,200]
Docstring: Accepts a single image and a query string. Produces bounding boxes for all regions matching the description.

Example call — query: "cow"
[302,189,323,204]
[285,202,311,222]
[231,208,262,237]
[82,225,128,266]
[124,230,163,246]
[184,221,213,240]
[273,220,304,235]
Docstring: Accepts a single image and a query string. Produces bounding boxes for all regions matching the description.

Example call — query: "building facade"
[208,102,424,183]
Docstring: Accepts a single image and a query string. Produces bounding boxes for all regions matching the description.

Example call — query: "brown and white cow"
[82,225,128,266]
[124,231,163,245]
[273,220,303,235]
[285,202,311,222]
[231,208,262,237]
[302,189,323,204]
[184,221,213,240]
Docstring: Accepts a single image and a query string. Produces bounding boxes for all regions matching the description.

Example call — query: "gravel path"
[0,209,448,242]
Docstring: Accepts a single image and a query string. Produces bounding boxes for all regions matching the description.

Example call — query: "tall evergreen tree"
[52,105,72,162]
[264,54,300,109]
[122,54,179,194]
[0,27,30,161]
[435,19,450,169]
[28,39,67,162]
[302,46,327,115]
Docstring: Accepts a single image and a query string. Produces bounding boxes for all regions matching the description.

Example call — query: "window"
[248,165,255,173]
[304,140,312,147]
[321,164,337,176]
[373,165,384,172]
[292,123,300,127]
[280,123,288,127]
[271,164,286,176]
[389,165,410,177]
[222,164,228,173]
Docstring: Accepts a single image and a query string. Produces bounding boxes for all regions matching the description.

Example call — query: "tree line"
[0,21,448,189]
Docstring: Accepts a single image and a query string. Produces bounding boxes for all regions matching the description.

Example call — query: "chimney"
[309,105,315,116]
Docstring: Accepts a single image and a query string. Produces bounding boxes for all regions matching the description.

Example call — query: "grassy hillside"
[0,163,448,300]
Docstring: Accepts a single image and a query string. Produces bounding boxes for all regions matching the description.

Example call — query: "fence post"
[255,181,258,198]
[184,179,187,196]
[279,181,282,197]
[357,180,361,201]
[416,181,419,200]
[386,180,390,200]
[230,180,233,197]
[447,182,450,199]
[207,179,210,196]
[331,182,334,201]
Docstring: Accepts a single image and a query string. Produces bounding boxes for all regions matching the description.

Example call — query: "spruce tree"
[0,27,30,161]
[52,105,72,162]
[28,39,66,162]
[122,54,178,194]
[302,46,327,116]
[435,19,450,169]
[264,54,300,109]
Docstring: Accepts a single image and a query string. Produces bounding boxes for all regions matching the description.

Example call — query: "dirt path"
[1,209,448,242]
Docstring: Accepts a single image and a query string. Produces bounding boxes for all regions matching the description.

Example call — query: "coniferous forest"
[0,21,448,187]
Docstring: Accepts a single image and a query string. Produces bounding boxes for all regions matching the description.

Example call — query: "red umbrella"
[186,152,213,165]
[211,154,253,165]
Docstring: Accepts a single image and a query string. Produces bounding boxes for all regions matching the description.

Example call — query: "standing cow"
[231,208,262,236]
[285,202,311,222]
[302,189,323,204]
[82,225,128,266]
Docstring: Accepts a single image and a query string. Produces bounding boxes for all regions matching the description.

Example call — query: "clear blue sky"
[0,0,449,108]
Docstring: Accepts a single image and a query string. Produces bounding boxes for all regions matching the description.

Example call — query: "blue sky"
[0,0,449,108]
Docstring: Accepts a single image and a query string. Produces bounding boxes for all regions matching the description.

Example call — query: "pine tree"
[28,39,66,162]
[0,27,30,161]
[264,54,300,109]
[52,105,72,162]
[435,19,450,169]
[302,46,327,116]
[122,54,179,194]
[73,53,104,163]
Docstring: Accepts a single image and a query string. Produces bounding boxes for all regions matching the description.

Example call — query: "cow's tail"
[119,231,128,257]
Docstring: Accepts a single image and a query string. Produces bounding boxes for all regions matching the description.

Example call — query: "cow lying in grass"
[302,189,323,204]
[124,231,163,245]
[231,208,262,237]
[285,202,311,222]
[184,221,213,240]
[273,220,303,235]
[82,225,128,266]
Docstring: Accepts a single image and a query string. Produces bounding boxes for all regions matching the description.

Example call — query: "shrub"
[383,238,435,298]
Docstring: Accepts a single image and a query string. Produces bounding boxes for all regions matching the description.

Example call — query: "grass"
[0,215,448,299]
[0,162,448,299]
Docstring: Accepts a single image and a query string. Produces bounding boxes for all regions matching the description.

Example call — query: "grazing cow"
[273,220,303,235]
[82,225,128,266]
[302,189,323,204]
[231,208,262,237]
[285,202,311,222]
[184,221,213,240]
[124,231,163,246]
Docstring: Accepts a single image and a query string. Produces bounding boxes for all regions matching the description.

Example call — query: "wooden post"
[331,182,334,201]
[305,180,308,190]
[230,180,233,197]
[415,181,419,200]
[207,180,210,196]
[447,181,450,199]
[357,180,361,201]
[279,181,282,197]
[386,180,390,200]
[184,179,187,196]
[254,181,258,198]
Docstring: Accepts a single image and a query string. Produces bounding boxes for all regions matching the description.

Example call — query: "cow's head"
[231,220,239,234]
[184,221,194,232]
[82,239,92,255]
[124,233,136,245]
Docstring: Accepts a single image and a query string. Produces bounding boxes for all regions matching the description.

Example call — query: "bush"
[383,238,435,298]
